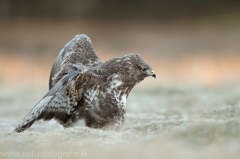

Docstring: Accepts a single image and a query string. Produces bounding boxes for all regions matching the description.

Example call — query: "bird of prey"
[14,34,156,132]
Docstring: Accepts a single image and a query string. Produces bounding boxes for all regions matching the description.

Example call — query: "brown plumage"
[14,34,156,133]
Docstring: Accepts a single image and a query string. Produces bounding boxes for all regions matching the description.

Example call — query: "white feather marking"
[107,74,123,93]
[120,95,127,109]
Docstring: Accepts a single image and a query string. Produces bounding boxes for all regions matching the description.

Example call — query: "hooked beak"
[144,69,156,79]
[151,70,156,79]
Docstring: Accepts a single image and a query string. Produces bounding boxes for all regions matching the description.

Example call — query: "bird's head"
[128,53,156,79]
[106,53,156,80]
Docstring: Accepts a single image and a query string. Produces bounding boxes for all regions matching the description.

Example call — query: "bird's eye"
[141,67,147,71]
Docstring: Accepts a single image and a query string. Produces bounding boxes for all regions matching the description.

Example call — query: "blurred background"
[0,0,240,88]
[1,2,240,158]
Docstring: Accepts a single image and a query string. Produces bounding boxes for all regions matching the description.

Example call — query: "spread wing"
[15,70,94,133]
[49,34,102,89]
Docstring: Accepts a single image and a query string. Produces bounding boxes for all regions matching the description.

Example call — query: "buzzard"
[14,34,156,132]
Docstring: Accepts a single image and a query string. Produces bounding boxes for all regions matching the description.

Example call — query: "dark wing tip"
[14,121,35,133]
[14,127,23,133]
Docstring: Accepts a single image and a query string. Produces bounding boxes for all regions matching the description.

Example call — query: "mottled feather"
[49,34,102,89]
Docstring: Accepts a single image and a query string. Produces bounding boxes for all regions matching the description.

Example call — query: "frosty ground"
[0,84,240,159]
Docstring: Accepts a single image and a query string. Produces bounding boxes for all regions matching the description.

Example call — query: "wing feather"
[14,71,93,133]
[49,34,102,89]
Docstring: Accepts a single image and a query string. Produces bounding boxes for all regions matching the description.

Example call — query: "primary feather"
[15,34,156,132]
